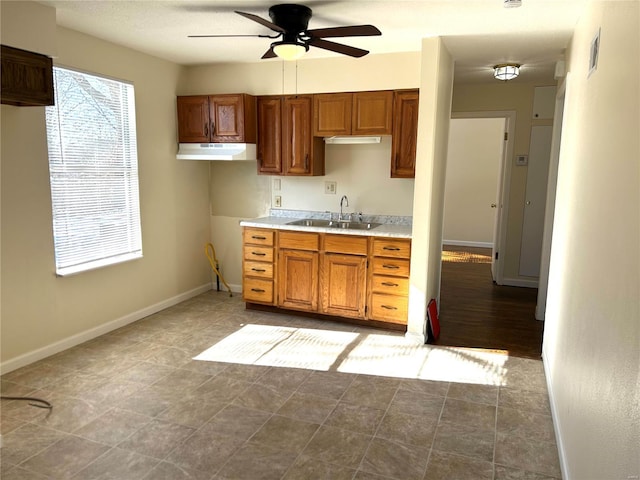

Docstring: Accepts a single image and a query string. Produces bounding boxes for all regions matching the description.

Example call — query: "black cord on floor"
[0,396,52,409]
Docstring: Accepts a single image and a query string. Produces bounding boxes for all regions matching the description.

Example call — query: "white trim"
[500,276,539,288]
[404,331,427,345]
[443,240,493,249]
[542,348,570,480]
[0,283,212,375]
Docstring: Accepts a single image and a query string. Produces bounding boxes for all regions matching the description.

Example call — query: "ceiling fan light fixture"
[272,41,308,61]
[493,63,520,81]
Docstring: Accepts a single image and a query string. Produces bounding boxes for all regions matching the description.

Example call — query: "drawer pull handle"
[251,268,266,272]
[252,235,266,240]
[381,282,398,287]
[251,288,266,293]
[382,264,399,269]
[383,246,401,251]
[251,252,266,256]
[381,305,398,310]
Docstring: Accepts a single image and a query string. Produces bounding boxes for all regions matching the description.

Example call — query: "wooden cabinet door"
[391,90,419,178]
[257,96,283,174]
[352,91,393,135]
[210,94,245,142]
[283,95,314,175]
[278,249,319,311]
[321,253,367,319]
[177,96,210,143]
[314,93,352,136]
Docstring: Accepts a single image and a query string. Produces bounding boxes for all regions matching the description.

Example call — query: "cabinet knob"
[204,124,208,137]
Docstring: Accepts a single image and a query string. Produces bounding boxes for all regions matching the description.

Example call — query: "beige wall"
[542,1,639,478]
[407,37,454,341]
[0,0,57,56]
[179,52,421,289]
[0,7,211,369]
[451,82,554,282]
[444,118,504,245]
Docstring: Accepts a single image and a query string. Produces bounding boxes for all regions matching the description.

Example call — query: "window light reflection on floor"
[194,324,508,386]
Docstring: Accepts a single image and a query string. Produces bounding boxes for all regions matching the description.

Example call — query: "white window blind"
[45,67,142,276]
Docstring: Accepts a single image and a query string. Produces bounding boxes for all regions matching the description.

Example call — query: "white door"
[519,126,553,277]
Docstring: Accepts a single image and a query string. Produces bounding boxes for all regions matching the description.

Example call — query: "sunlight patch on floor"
[442,250,492,264]
[194,324,509,386]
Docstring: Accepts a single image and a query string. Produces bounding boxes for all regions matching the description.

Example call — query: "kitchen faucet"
[339,195,349,221]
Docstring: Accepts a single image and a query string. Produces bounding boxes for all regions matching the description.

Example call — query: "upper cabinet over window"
[177,94,256,144]
[313,91,394,137]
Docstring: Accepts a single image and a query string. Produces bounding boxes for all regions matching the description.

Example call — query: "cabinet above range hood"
[176,143,256,161]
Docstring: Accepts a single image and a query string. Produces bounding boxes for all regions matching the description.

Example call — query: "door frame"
[449,111,516,285]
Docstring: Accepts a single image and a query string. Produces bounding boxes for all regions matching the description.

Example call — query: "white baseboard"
[0,283,213,375]
[542,347,570,480]
[443,240,493,249]
[500,276,539,288]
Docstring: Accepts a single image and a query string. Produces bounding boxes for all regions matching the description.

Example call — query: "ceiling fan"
[189,3,381,61]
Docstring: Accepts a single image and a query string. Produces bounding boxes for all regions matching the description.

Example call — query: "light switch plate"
[324,181,337,194]
[516,155,528,166]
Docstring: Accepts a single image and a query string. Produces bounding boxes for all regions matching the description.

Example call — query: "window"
[45,67,142,276]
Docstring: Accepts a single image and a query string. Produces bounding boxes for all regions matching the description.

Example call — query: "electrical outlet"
[274,195,282,207]
[324,181,337,194]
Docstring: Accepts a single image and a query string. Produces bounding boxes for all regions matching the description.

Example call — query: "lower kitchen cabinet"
[242,227,276,305]
[321,253,367,319]
[368,238,412,325]
[277,231,320,312]
[241,227,411,327]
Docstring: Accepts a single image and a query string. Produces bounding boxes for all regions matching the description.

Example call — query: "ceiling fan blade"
[308,38,369,58]
[189,34,266,38]
[306,25,381,39]
[261,47,277,59]
[235,11,285,33]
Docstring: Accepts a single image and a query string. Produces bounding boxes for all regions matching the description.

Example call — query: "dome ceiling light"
[494,64,520,81]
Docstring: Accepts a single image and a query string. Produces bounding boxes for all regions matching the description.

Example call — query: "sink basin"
[287,219,381,231]
[287,219,334,227]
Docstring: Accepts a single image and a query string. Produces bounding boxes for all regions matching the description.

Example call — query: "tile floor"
[1,291,561,479]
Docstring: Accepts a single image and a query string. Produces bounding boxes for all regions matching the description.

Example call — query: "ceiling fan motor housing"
[269,4,312,38]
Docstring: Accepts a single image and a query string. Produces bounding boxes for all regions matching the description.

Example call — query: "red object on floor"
[427,298,440,342]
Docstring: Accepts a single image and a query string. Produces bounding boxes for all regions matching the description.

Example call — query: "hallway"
[437,245,544,359]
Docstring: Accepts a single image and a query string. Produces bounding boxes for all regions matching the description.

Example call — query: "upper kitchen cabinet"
[391,89,419,178]
[313,91,394,136]
[258,95,324,176]
[257,96,283,174]
[313,93,352,136]
[177,94,256,144]
[1,45,54,107]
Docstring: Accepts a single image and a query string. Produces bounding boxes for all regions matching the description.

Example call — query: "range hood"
[177,143,256,161]
[324,136,382,144]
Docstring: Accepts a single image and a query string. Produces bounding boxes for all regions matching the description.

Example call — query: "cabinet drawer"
[370,294,408,324]
[243,228,274,246]
[372,238,411,259]
[279,231,320,251]
[371,257,410,277]
[243,278,273,304]
[243,261,274,279]
[243,245,274,262]
[323,234,368,255]
[371,275,409,296]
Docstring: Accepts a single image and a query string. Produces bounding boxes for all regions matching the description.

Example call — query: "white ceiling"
[37,0,587,84]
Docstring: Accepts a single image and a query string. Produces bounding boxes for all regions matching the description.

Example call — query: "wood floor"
[436,245,544,359]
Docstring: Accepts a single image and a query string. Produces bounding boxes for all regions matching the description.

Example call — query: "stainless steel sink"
[286,219,381,230]
[286,219,334,227]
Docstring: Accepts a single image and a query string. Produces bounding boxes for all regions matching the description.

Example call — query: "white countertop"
[240,216,413,238]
